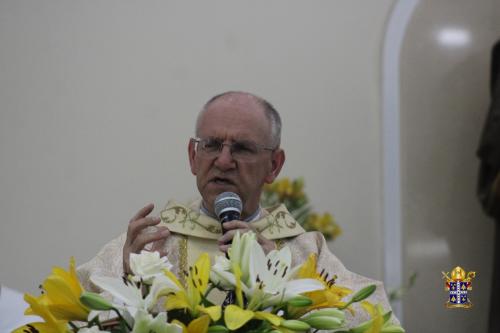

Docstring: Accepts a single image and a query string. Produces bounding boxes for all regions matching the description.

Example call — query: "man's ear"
[188,139,197,175]
[264,149,285,184]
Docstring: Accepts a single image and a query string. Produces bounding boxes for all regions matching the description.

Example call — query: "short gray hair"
[196,91,282,148]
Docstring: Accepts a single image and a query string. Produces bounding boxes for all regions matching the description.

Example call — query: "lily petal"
[187,315,210,333]
[224,305,255,330]
[90,275,143,308]
[254,311,283,326]
[197,305,222,322]
[14,294,68,333]
[145,274,181,310]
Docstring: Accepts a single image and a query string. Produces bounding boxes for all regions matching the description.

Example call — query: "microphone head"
[214,192,242,219]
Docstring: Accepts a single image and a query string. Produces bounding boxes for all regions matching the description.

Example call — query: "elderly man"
[78,91,396,326]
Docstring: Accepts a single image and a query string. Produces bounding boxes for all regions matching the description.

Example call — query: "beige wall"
[399,0,500,331]
[0,0,394,297]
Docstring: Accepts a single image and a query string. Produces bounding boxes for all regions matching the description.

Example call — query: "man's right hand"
[123,203,170,274]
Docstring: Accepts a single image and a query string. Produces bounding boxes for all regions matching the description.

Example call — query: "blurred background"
[1,1,499,331]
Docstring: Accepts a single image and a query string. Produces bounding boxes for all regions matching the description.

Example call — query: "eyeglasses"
[191,137,275,161]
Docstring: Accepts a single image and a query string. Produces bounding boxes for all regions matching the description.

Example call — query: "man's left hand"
[218,220,276,254]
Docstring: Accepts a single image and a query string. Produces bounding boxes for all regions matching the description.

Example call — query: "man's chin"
[206,181,238,194]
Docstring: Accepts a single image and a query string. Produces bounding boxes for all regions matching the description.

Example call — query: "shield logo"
[443,266,476,309]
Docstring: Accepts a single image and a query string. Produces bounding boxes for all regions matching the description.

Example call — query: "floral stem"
[112,307,132,330]
[68,321,79,331]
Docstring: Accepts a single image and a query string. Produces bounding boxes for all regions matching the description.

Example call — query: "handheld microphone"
[214,192,242,231]
[214,192,242,306]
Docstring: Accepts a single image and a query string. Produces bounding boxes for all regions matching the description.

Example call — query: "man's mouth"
[211,177,235,186]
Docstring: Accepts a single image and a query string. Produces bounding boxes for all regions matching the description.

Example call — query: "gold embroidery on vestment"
[179,235,188,288]
[161,206,222,234]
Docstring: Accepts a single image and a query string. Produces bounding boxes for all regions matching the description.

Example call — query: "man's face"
[188,96,285,218]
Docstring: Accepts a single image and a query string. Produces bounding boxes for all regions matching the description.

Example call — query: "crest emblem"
[442,266,476,308]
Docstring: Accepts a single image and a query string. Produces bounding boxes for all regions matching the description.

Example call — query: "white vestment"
[77,200,399,328]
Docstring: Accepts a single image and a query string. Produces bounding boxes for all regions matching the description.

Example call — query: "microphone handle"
[220,211,241,224]
[220,211,240,247]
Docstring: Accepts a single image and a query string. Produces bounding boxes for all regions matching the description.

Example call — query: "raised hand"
[123,203,170,274]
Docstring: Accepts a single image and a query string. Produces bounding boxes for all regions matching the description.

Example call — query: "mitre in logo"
[442,266,476,309]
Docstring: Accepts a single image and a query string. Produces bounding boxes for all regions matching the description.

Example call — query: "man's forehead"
[200,95,268,125]
[205,93,264,113]
[197,97,270,140]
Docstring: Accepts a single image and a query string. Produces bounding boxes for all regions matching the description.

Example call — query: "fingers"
[257,236,276,254]
[127,216,162,243]
[123,227,169,273]
[221,220,250,231]
[132,228,170,253]
[218,229,237,245]
[218,220,255,244]
[123,204,169,274]
[151,226,170,255]
[130,203,155,222]
[217,224,276,254]
[218,226,252,244]
[219,244,231,253]
[127,203,158,243]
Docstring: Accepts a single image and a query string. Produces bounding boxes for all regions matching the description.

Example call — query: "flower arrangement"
[14,232,404,333]
[261,178,341,240]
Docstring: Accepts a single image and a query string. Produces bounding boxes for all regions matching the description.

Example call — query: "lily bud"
[80,292,113,311]
[207,325,230,333]
[350,285,377,303]
[303,316,343,330]
[287,295,313,307]
[303,308,345,320]
[281,319,311,331]
[382,311,393,323]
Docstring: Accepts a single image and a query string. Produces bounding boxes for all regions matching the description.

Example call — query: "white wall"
[0,0,394,295]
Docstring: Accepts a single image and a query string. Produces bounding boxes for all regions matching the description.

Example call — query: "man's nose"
[214,145,236,170]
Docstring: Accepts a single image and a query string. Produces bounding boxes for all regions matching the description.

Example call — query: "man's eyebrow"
[204,135,255,143]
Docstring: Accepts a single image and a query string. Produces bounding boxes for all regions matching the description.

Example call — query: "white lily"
[227,231,254,284]
[130,250,173,285]
[210,254,233,289]
[247,239,324,308]
[211,231,324,309]
[131,310,183,333]
[90,273,180,318]
[210,231,254,289]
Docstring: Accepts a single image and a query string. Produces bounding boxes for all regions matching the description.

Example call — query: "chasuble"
[77,199,399,327]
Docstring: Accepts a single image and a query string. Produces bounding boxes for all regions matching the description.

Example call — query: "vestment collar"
[159,199,305,240]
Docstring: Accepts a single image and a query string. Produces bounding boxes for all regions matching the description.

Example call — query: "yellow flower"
[291,178,305,199]
[26,257,89,321]
[293,254,352,316]
[270,177,304,201]
[13,294,68,333]
[172,315,210,333]
[359,301,384,333]
[164,253,221,322]
[306,213,341,240]
[351,302,405,333]
[224,304,282,331]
